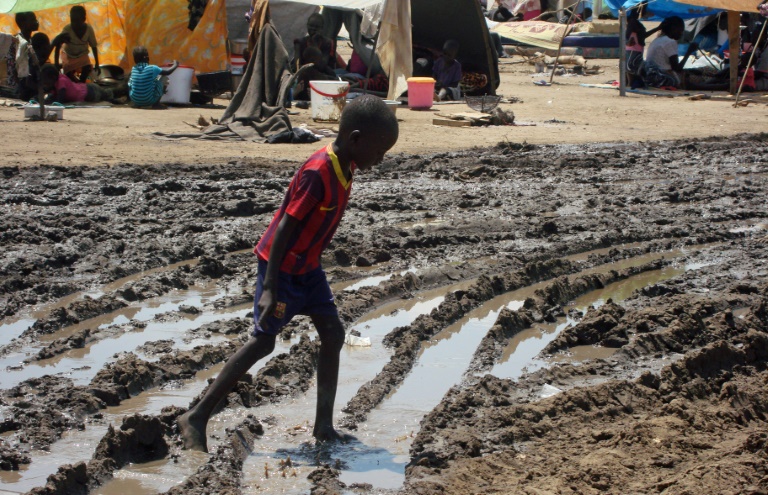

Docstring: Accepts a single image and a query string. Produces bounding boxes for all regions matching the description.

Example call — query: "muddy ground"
[1,134,767,494]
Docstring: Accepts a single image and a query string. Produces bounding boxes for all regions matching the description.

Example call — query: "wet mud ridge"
[0,134,767,494]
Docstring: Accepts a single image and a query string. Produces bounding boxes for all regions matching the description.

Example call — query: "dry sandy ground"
[2,57,767,168]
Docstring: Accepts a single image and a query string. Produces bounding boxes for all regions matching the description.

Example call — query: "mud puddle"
[1,302,246,390]
[341,250,715,489]
[491,264,691,380]
[95,284,465,495]
[0,425,108,494]
[104,248,711,494]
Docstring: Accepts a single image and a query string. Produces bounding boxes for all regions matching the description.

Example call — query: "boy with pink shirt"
[40,63,112,103]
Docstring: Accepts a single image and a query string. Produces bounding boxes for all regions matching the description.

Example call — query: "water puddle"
[729,223,767,234]
[0,259,202,349]
[493,264,690,380]
[0,244,722,493]
[0,303,248,390]
[93,285,463,495]
[336,269,416,293]
[0,425,108,494]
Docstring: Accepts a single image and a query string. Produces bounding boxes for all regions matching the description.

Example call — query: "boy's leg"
[178,332,276,452]
[310,313,346,441]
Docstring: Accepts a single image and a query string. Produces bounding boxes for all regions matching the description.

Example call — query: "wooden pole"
[728,10,740,94]
[619,7,627,96]
[363,19,383,93]
[734,19,768,106]
[549,4,578,84]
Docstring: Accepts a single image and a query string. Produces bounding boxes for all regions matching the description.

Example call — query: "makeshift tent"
[606,0,761,94]
[411,0,499,93]
[604,0,758,18]
[270,0,497,98]
[0,0,228,73]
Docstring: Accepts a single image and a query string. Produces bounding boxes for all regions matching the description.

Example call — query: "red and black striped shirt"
[255,144,354,274]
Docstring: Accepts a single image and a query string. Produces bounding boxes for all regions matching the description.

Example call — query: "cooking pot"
[98,64,125,80]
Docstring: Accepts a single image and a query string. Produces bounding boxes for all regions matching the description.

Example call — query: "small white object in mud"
[540,383,562,398]
[344,334,372,347]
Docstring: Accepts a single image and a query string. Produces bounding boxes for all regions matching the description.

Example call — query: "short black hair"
[31,32,50,50]
[443,39,460,53]
[70,5,86,18]
[15,12,35,28]
[661,16,684,36]
[338,95,398,141]
[133,46,150,63]
[40,63,59,81]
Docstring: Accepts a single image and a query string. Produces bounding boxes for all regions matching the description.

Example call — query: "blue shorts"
[252,259,338,336]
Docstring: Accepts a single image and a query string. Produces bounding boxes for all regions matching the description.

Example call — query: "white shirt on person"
[645,35,678,71]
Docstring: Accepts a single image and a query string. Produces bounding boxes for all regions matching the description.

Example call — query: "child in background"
[40,63,112,103]
[625,3,661,88]
[128,46,178,107]
[433,40,462,101]
[642,16,697,89]
[55,5,99,82]
[293,45,337,101]
[178,95,400,453]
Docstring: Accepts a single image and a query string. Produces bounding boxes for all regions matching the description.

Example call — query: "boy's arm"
[258,214,299,328]
[159,60,179,76]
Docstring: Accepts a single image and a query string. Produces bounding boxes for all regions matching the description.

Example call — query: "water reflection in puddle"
[0,244,722,494]
[493,265,687,380]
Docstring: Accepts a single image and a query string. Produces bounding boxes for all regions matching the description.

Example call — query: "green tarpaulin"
[0,0,96,14]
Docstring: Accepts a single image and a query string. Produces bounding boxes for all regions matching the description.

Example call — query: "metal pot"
[98,64,125,80]
[230,39,248,55]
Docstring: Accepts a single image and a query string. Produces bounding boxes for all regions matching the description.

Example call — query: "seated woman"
[293,13,336,72]
[641,16,697,89]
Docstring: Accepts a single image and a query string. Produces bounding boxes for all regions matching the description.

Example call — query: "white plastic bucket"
[309,80,349,122]
[160,65,194,104]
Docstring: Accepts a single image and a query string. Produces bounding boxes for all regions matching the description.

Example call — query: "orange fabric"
[0,1,125,67]
[125,0,228,73]
[0,0,227,73]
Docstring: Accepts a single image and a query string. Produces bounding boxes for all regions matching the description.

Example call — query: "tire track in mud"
[406,242,768,495]
[1,135,766,493]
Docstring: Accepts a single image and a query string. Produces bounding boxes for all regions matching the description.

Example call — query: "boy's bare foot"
[178,411,209,452]
[313,424,354,443]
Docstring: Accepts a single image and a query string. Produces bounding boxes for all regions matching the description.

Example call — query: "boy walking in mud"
[179,96,399,452]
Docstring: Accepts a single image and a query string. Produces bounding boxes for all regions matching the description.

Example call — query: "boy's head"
[31,32,51,63]
[337,95,399,171]
[661,16,684,40]
[15,12,39,35]
[70,5,86,27]
[133,46,150,64]
[302,45,325,68]
[40,63,60,92]
[582,8,592,20]
[442,40,460,63]
[307,13,324,37]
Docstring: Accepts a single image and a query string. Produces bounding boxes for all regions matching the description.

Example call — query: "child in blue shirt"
[128,46,178,107]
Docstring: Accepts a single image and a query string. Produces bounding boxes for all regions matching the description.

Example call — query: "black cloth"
[154,23,301,142]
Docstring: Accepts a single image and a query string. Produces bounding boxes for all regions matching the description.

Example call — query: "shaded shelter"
[605,0,760,93]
